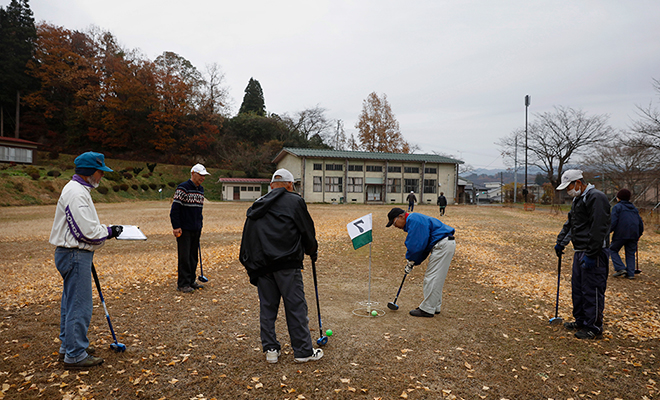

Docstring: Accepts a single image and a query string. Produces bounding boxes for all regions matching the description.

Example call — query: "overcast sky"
[14,0,660,170]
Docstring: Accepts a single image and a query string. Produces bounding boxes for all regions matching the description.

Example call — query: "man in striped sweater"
[170,164,210,293]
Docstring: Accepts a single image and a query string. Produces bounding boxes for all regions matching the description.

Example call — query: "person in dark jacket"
[610,188,644,279]
[240,168,323,364]
[437,192,447,216]
[406,191,417,212]
[554,170,611,340]
[170,164,209,293]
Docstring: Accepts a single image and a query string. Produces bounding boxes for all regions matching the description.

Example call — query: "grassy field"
[0,202,658,399]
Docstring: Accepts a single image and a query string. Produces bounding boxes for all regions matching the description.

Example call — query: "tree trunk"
[15,91,20,139]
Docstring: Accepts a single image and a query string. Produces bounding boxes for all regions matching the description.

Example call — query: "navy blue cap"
[74,152,113,172]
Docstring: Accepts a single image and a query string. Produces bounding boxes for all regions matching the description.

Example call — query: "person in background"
[610,188,644,280]
[49,151,123,369]
[406,191,417,212]
[437,192,447,216]
[240,168,323,364]
[386,207,456,318]
[554,169,610,340]
[170,164,210,293]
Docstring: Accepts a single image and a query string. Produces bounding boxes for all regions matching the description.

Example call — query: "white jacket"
[49,176,108,251]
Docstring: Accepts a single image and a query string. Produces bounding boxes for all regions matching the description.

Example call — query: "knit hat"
[616,188,631,201]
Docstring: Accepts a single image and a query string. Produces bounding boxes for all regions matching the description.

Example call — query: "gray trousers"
[419,237,456,314]
[256,268,313,358]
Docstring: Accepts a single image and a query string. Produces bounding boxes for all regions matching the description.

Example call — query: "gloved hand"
[404,260,415,274]
[554,244,564,257]
[581,255,596,269]
[107,225,123,239]
[311,251,318,263]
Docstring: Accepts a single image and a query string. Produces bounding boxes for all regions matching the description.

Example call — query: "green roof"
[274,148,463,164]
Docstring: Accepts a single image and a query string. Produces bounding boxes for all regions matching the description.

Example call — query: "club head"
[387,302,399,311]
[549,317,564,325]
[317,336,328,346]
[634,269,642,274]
[198,275,209,283]
[110,342,127,353]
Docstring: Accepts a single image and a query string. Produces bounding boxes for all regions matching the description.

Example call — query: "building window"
[325,177,342,192]
[387,178,401,193]
[366,165,383,172]
[0,146,33,163]
[241,186,247,191]
[404,167,420,174]
[325,164,343,171]
[425,167,437,174]
[247,187,253,191]
[347,177,363,193]
[255,186,261,192]
[404,179,419,193]
[348,164,363,171]
[424,179,437,194]
[313,176,322,192]
[388,166,401,173]
[313,163,322,170]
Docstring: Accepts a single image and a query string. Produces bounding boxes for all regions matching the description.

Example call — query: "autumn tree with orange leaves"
[355,92,411,153]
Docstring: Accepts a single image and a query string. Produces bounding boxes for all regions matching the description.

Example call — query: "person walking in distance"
[49,151,123,369]
[437,192,447,216]
[386,207,456,318]
[406,191,417,212]
[610,188,644,280]
[240,168,323,364]
[554,170,610,340]
[170,164,210,293]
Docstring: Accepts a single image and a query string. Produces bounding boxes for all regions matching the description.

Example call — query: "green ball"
[371,310,378,316]
[325,329,333,336]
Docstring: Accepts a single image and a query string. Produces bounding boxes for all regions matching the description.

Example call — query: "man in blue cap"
[49,151,123,369]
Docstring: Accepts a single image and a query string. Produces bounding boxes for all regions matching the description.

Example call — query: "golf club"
[549,254,564,325]
[198,243,208,283]
[311,258,328,346]
[387,271,408,311]
[91,263,126,352]
[635,246,641,274]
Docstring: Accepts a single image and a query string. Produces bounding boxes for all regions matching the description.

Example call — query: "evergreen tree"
[238,77,265,116]
[0,0,36,133]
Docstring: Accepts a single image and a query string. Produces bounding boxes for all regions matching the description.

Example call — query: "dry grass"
[0,202,658,399]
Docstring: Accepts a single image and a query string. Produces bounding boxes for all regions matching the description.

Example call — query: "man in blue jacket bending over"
[386,208,456,317]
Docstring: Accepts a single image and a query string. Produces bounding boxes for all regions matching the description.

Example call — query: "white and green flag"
[347,213,373,250]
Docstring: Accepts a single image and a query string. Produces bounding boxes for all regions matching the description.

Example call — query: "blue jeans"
[610,239,637,277]
[55,247,94,363]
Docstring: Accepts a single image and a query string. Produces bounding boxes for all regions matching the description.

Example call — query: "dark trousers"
[408,201,415,212]
[176,229,201,288]
[571,249,608,334]
[256,269,313,358]
[610,239,637,277]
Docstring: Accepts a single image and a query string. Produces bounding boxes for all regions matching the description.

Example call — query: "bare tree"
[332,119,347,150]
[200,62,231,116]
[287,105,333,141]
[355,92,411,153]
[630,78,660,150]
[498,106,614,188]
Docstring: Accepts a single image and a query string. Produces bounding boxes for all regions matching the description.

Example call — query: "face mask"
[567,188,581,197]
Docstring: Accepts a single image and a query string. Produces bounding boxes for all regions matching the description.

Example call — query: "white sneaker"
[294,348,323,363]
[265,349,280,364]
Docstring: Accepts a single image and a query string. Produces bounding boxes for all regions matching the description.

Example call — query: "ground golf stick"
[635,246,641,274]
[549,254,563,325]
[387,272,408,311]
[91,263,126,352]
[311,258,328,346]
[198,243,208,283]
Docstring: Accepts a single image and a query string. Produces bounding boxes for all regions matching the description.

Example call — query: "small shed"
[217,178,270,201]
[0,137,40,164]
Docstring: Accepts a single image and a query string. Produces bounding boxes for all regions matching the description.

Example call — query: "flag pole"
[368,242,372,313]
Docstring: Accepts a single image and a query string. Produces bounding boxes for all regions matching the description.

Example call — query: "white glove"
[404,260,415,274]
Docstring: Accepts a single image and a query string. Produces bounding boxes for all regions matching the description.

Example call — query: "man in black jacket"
[437,192,447,216]
[240,168,323,364]
[554,170,610,340]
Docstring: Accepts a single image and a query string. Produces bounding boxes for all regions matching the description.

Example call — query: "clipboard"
[116,225,148,241]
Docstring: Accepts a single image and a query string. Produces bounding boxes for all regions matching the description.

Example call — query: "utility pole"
[514,135,518,203]
[524,94,530,202]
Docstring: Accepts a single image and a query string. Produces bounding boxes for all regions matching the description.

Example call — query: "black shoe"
[177,286,194,293]
[63,355,104,370]
[613,270,626,277]
[574,329,602,340]
[564,321,581,330]
[626,275,635,280]
[409,308,434,318]
[435,311,441,315]
[59,346,96,362]
[191,282,205,289]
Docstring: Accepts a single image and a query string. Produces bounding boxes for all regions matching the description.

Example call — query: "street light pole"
[524,94,530,203]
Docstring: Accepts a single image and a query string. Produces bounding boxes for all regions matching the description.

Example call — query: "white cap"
[271,168,294,183]
[410,191,414,194]
[556,169,583,190]
[191,163,210,175]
